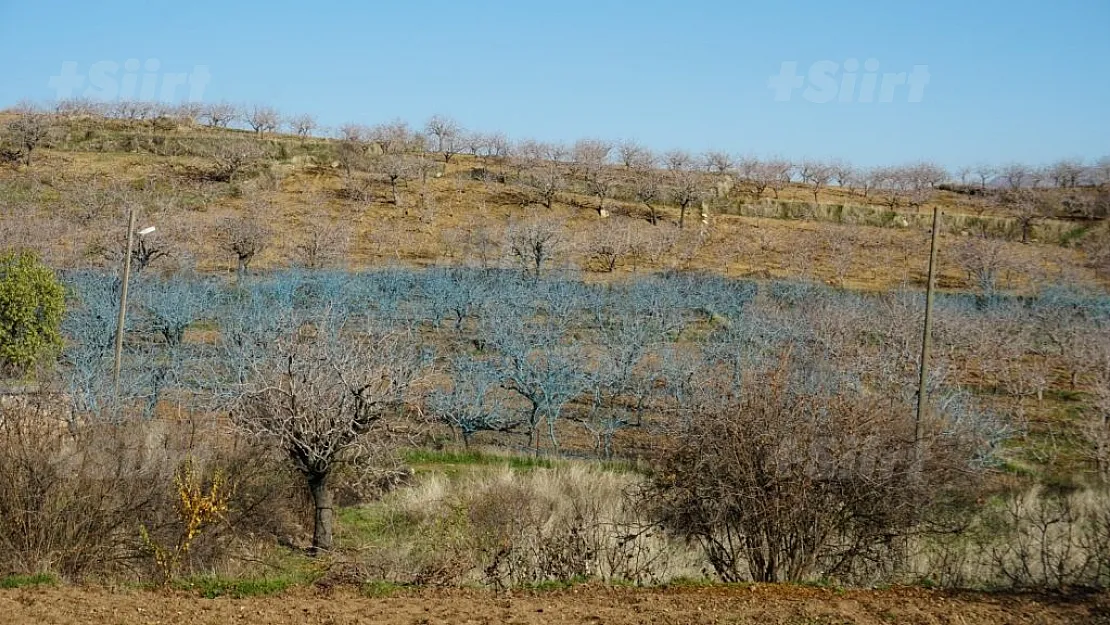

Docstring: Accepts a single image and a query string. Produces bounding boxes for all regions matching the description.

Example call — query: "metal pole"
[112,208,136,398]
[916,206,942,462]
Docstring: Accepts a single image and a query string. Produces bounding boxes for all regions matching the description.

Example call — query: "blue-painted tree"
[426,356,519,448]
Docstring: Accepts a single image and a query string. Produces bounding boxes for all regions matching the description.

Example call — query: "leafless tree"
[336,123,369,144]
[373,153,415,206]
[245,105,281,137]
[764,158,793,199]
[1002,191,1046,243]
[955,165,973,186]
[871,166,907,209]
[631,153,664,225]
[829,158,856,194]
[294,220,350,269]
[505,214,565,278]
[702,151,734,174]
[232,323,422,554]
[287,113,317,139]
[1028,166,1047,189]
[486,131,511,158]
[664,150,702,228]
[200,137,269,182]
[512,142,566,209]
[425,115,463,163]
[617,140,648,168]
[584,219,639,272]
[200,101,238,128]
[573,139,617,215]
[1091,156,1110,187]
[171,102,204,125]
[1048,159,1085,188]
[215,212,272,276]
[1000,163,1030,190]
[798,158,834,202]
[130,230,171,273]
[368,120,411,155]
[645,358,986,583]
[2,109,50,166]
[973,164,997,191]
[949,235,1017,298]
[463,131,490,157]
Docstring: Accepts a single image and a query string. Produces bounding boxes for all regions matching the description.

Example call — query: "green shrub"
[0,251,65,376]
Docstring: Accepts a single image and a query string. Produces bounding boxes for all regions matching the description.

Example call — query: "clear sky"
[1,0,1107,168]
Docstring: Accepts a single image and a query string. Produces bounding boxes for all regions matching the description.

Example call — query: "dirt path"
[2,585,1107,625]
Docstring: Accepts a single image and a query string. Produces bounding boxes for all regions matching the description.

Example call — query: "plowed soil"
[3,585,1108,625]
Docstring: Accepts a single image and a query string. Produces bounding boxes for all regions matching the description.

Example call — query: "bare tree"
[573,139,616,215]
[425,115,463,163]
[955,165,972,186]
[287,113,317,139]
[645,357,988,583]
[294,220,350,268]
[1002,191,1046,244]
[585,219,639,272]
[973,164,997,191]
[215,213,272,276]
[200,101,238,128]
[232,323,421,554]
[2,109,50,166]
[1000,163,1030,190]
[617,140,648,168]
[368,120,412,155]
[664,150,702,228]
[632,152,664,225]
[200,137,269,182]
[486,131,511,158]
[373,153,415,206]
[1092,156,1110,187]
[829,158,857,194]
[505,214,565,278]
[763,158,793,199]
[1048,158,1085,188]
[512,142,567,209]
[798,158,833,202]
[244,105,281,137]
[949,235,1017,300]
[703,151,734,175]
[463,131,489,157]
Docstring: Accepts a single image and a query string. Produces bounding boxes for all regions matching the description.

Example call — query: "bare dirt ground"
[2,585,1108,625]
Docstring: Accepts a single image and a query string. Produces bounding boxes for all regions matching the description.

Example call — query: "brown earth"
[2,585,1108,625]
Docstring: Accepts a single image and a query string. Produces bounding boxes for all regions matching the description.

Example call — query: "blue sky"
[1,0,1107,168]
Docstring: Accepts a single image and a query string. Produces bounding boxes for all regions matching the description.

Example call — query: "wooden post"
[112,208,137,398]
[916,206,942,463]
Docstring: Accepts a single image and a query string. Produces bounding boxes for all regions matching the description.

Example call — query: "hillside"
[1,108,1107,293]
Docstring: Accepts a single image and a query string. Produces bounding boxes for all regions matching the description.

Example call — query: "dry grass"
[1,120,1105,292]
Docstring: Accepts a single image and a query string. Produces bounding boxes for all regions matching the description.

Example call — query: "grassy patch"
[175,573,308,598]
[337,505,419,546]
[360,580,407,597]
[0,573,57,589]
[519,575,589,591]
[664,576,717,589]
[402,448,558,471]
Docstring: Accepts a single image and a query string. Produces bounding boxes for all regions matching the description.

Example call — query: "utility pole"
[112,208,137,398]
[916,206,942,465]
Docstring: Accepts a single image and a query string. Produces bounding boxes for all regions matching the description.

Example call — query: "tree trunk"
[236,255,249,278]
[307,472,334,555]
